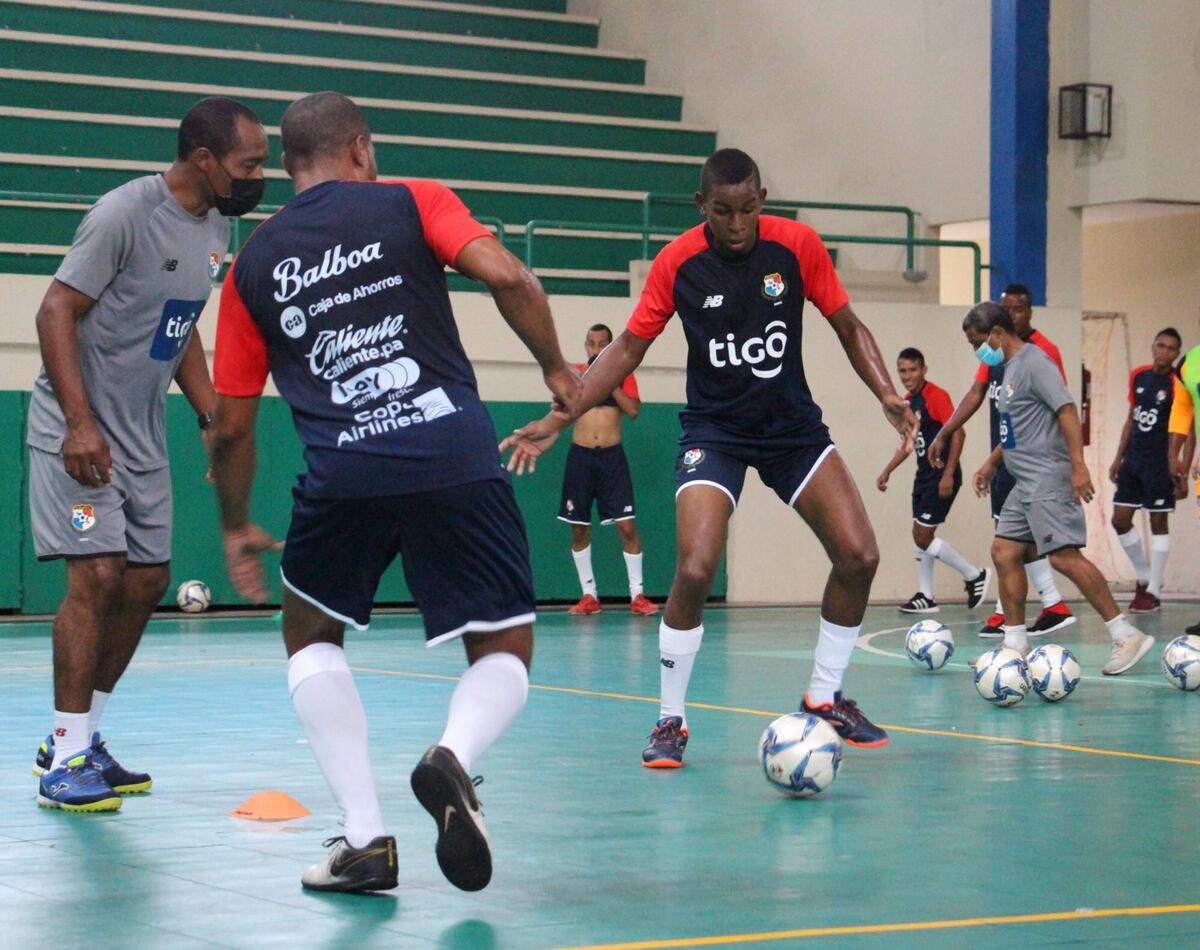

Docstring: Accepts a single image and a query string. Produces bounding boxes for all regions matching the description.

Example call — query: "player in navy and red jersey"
[1108,327,1182,613]
[503,149,918,765]
[559,323,659,617]
[928,288,1076,639]
[876,348,989,614]
[209,93,579,895]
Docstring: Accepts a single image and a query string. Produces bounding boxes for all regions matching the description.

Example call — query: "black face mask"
[205,158,264,217]
[587,354,598,366]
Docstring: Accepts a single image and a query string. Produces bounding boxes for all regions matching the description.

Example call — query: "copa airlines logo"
[1133,405,1159,433]
[273,242,384,302]
[707,320,788,379]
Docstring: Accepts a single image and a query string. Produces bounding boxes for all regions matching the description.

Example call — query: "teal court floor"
[2,602,1199,949]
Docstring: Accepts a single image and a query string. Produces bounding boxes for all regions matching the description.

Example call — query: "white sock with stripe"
[914,544,935,598]
[1117,528,1151,586]
[572,546,598,597]
[1149,534,1170,598]
[659,622,703,728]
[926,537,980,580]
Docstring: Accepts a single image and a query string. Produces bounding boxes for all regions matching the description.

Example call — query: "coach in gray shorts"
[26,97,268,812]
[935,302,1153,677]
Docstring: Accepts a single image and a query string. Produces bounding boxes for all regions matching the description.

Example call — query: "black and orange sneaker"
[801,692,889,748]
[642,716,688,768]
[1029,601,1076,636]
[979,612,1006,638]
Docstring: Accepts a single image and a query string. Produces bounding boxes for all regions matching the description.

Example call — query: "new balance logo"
[161,259,178,272]
[660,658,676,669]
[702,295,724,309]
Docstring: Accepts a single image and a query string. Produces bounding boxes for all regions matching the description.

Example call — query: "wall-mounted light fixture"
[1058,83,1112,139]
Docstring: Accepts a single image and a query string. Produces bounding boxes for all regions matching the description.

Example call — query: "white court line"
[858,622,1176,691]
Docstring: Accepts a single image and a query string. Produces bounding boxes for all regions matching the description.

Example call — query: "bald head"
[281,92,373,177]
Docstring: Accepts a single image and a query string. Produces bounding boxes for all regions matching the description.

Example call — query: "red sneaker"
[630,594,659,616]
[567,594,602,615]
[979,612,1006,638]
[1029,601,1076,636]
[1129,583,1160,613]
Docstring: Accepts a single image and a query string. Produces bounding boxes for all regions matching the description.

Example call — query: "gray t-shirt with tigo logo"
[27,175,230,470]
[995,343,1076,500]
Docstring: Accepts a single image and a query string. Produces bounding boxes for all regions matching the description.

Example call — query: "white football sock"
[50,711,91,769]
[288,642,386,849]
[658,622,703,727]
[1027,558,1063,608]
[926,537,980,580]
[914,544,935,598]
[1149,534,1170,597]
[572,545,598,597]
[1116,528,1150,586]
[807,617,860,706]
[623,550,644,599]
[1002,624,1029,654]
[88,689,110,738]
[437,652,529,774]
[1106,612,1139,642]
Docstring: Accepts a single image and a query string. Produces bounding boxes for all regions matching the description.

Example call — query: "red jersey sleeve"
[974,362,989,384]
[621,373,639,399]
[1030,330,1067,381]
[213,259,269,398]
[1127,365,1152,405]
[404,180,492,269]
[790,222,849,317]
[627,249,678,340]
[925,383,955,425]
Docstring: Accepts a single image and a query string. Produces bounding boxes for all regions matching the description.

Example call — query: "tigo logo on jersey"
[708,320,788,379]
[761,273,786,299]
[208,251,221,279]
[681,448,704,468]
[149,299,204,361]
[70,504,96,533]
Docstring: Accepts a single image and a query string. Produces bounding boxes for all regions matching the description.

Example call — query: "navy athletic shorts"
[990,462,1017,521]
[674,439,836,508]
[558,443,636,525]
[1114,457,1175,512]
[280,476,535,644]
[912,469,962,527]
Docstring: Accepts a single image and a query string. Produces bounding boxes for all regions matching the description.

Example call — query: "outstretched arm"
[876,444,910,492]
[826,304,917,449]
[928,380,987,469]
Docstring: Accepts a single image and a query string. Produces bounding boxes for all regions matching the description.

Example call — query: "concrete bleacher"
[0,0,718,295]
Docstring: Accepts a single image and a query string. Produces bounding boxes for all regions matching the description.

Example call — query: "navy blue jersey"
[627,216,849,450]
[906,380,958,484]
[1125,365,1174,463]
[214,179,503,497]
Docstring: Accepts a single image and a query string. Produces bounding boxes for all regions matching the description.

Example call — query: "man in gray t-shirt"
[933,302,1154,677]
[27,97,269,813]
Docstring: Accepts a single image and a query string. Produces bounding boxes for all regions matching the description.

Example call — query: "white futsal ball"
[973,647,1030,706]
[905,619,955,671]
[758,712,843,797]
[176,580,211,613]
[1161,635,1200,691]
[1026,644,1081,702]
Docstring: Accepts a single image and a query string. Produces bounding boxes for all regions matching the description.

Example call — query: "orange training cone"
[229,790,311,821]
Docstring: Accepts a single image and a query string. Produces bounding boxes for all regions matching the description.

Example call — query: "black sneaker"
[979,612,1006,638]
[1028,602,1077,636]
[899,593,938,614]
[802,692,889,748]
[301,835,398,893]
[1188,619,1200,636]
[410,745,492,892]
[964,568,991,610]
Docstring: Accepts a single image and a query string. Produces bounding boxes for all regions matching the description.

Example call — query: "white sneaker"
[1101,632,1156,676]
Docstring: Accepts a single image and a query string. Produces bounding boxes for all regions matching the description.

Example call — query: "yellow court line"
[548,902,1200,949]
[348,668,1200,767]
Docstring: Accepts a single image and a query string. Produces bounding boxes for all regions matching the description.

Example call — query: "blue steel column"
[990,0,1049,304]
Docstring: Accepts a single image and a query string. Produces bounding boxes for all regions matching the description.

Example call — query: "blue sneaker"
[37,753,122,812]
[802,692,889,748]
[642,716,688,769]
[34,733,152,794]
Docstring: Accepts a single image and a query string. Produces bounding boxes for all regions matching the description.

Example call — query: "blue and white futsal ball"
[905,619,955,671]
[973,647,1030,706]
[1161,635,1200,691]
[758,712,843,797]
[1026,644,1081,702]
[176,580,212,614]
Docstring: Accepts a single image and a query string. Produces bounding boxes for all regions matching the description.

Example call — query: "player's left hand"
[223,523,283,603]
[883,395,919,453]
[972,466,993,497]
[500,415,565,475]
[1071,463,1095,504]
[938,476,955,499]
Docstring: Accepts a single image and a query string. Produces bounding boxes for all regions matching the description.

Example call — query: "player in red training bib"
[503,148,917,764]
[876,347,990,614]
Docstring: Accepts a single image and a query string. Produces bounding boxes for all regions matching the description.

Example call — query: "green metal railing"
[229,209,505,252]
[641,192,919,272]
[526,219,987,302]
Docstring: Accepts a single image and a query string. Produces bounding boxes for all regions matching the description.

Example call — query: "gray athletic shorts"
[995,490,1087,557]
[28,446,172,564]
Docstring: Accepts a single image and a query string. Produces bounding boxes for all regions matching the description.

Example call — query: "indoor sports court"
[1,602,1198,948]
